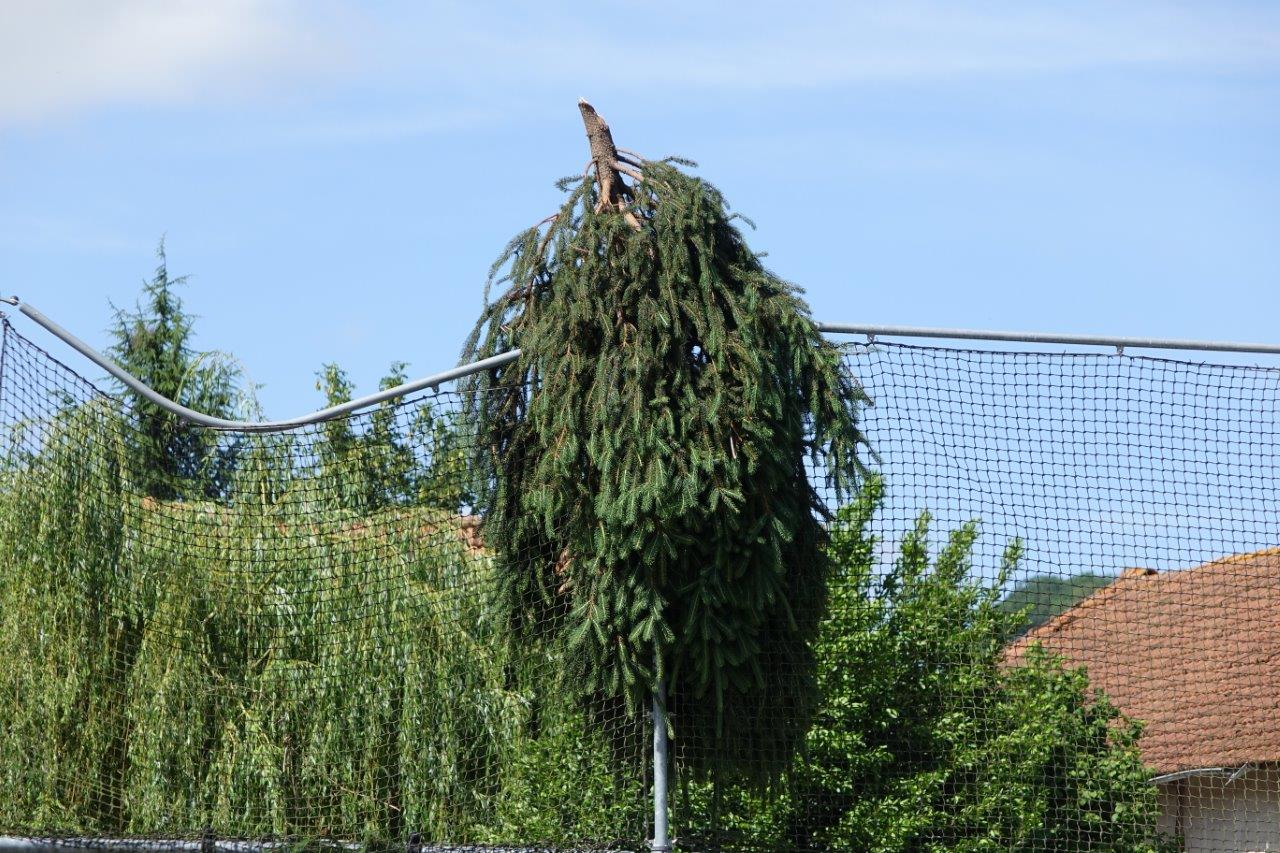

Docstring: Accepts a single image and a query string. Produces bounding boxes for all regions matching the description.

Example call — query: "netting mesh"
[0,322,647,851]
[1,318,1277,851]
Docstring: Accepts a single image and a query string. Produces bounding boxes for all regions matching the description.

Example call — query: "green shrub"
[0,400,641,845]
[678,476,1174,852]
[797,476,1172,852]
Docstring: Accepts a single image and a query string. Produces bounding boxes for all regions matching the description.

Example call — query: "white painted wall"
[1157,766,1280,852]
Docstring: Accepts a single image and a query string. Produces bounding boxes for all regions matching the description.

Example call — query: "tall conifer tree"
[463,102,869,778]
[109,241,239,499]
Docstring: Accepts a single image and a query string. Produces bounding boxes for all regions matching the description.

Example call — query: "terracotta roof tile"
[1004,549,1280,775]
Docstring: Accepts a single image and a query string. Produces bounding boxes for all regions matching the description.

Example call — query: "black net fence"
[0,321,648,852]
[0,317,1277,851]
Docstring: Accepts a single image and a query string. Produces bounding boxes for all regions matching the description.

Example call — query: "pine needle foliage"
[107,240,240,500]
[462,151,870,778]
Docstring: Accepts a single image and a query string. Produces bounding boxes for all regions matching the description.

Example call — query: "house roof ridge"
[1001,546,1280,775]
[1202,546,1280,568]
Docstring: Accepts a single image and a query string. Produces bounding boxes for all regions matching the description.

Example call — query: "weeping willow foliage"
[462,154,869,778]
[0,397,644,845]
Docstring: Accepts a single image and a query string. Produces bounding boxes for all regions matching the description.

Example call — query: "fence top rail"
[815,322,1280,356]
[7,299,1279,432]
[13,301,522,432]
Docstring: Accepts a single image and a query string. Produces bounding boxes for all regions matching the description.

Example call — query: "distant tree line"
[997,572,1114,635]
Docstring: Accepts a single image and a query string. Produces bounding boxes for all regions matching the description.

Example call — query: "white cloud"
[0,0,350,125]
[3,1,1276,132]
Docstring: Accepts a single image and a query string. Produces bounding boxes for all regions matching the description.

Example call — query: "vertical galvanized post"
[651,684,672,852]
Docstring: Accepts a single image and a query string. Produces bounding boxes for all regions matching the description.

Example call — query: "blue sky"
[2,1,1278,418]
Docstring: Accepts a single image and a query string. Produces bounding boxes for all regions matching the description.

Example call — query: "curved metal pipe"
[17,302,521,432]
[815,322,1280,355]
[15,300,1280,433]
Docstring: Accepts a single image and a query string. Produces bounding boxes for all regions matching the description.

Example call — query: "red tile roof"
[1004,549,1280,775]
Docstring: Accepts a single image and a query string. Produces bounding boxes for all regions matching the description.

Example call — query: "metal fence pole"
[651,684,672,853]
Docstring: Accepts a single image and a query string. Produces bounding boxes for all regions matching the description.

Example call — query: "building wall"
[1157,766,1280,852]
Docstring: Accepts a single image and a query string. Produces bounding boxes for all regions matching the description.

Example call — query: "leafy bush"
[678,476,1174,852]
[0,398,641,846]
